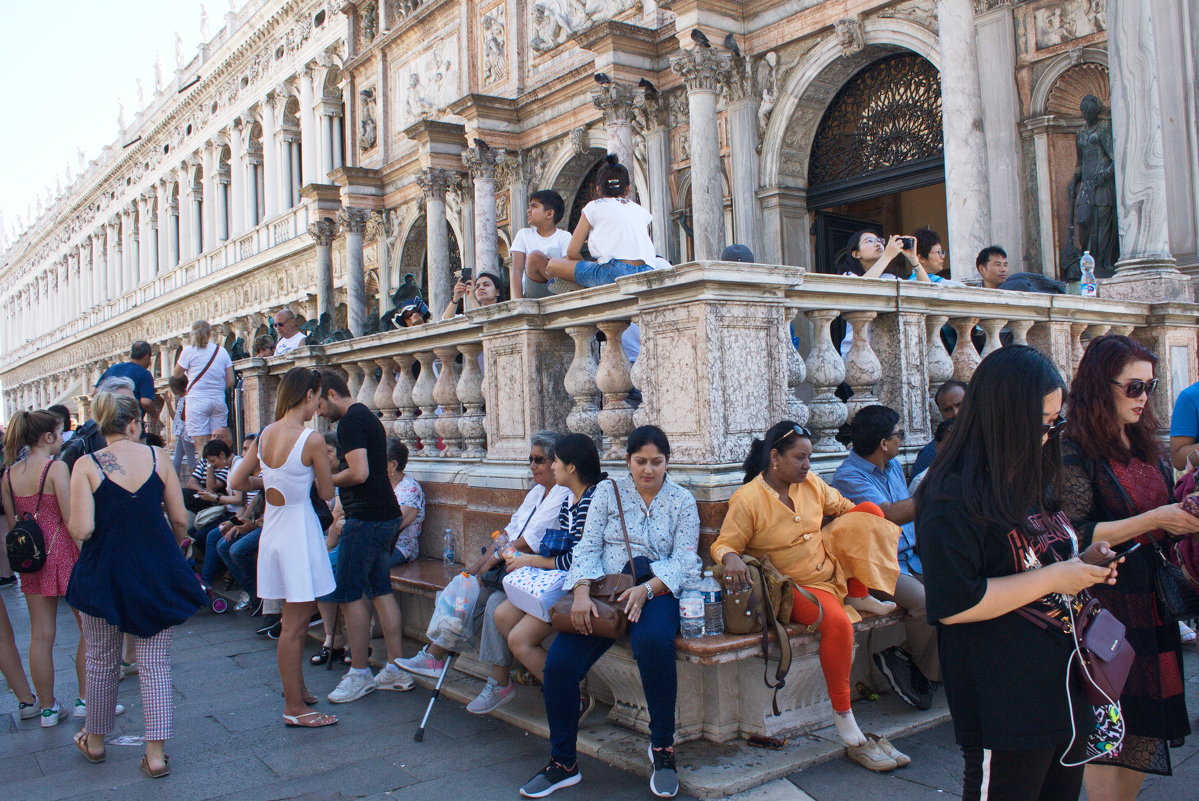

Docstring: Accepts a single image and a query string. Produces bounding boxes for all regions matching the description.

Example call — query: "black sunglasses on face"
[1042,415,1067,437]
[1111,378,1158,399]
[772,425,812,450]
[528,455,548,465]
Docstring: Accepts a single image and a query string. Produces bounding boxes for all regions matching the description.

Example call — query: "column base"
[1101,258,1190,302]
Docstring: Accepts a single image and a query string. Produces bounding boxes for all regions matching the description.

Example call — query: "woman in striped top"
[496,434,605,685]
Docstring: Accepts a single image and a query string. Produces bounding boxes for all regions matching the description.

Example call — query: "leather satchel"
[1019,596,1135,706]
[550,480,641,640]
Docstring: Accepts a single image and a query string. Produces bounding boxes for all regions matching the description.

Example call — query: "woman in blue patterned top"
[519,426,700,800]
[495,434,604,693]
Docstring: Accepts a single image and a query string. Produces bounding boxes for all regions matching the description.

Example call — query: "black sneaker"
[519,760,581,798]
[873,646,932,710]
[256,615,281,637]
[648,746,679,798]
[0,576,17,589]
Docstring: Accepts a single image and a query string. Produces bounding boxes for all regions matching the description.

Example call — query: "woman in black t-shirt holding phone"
[917,346,1122,801]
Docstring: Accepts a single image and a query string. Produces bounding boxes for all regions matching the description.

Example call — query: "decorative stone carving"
[359,88,378,151]
[398,38,458,126]
[1063,95,1118,279]
[361,2,378,45]
[481,7,508,84]
[337,207,370,235]
[564,325,601,442]
[592,81,638,126]
[529,0,637,54]
[835,17,865,56]
[671,47,732,94]
[842,311,882,421]
[804,310,847,453]
[595,321,635,460]
[879,0,939,32]
[1032,0,1105,50]
[308,217,338,245]
[569,126,590,156]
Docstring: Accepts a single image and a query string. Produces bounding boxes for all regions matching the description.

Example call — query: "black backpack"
[4,462,52,573]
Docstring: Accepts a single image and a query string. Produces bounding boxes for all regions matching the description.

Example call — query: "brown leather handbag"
[550,480,640,640]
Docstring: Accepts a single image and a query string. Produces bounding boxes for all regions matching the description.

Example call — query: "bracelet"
[644,583,654,602]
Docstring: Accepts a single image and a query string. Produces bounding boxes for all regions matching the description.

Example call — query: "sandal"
[140,754,170,778]
[73,729,106,763]
[341,646,370,666]
[283,711,338,728]
[310,646,332,666]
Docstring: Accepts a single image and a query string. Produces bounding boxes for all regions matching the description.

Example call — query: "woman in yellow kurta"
[711,421,904,772]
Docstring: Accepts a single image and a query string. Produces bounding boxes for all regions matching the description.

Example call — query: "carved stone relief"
[877,0,938,32]
[481,6,508,85]
[397,35,460,127]
[529,0,638,54]
[360,87,378,150]
[1032,0,1105,51]
[835,17,865,56]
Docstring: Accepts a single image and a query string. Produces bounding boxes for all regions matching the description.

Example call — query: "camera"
[900,236,916,250]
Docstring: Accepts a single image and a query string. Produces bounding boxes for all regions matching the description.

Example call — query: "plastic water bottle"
[1080,251,1097,297]
[442,527,455,565]
[680,589,705,639]
[491,530,515,559]
[699,570,724,636]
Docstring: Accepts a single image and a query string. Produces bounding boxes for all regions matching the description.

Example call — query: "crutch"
[413,652,456,742]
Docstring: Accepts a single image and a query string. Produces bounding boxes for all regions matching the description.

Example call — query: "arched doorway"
[394,213,462,306]
[805,53,948,274]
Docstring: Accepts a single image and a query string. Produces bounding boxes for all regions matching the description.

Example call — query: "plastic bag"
[426,572,480,652]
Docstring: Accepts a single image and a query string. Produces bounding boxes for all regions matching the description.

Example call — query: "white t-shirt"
[581,198,655,266]
[511,227,573,259]
[506,483,572,553]
[178,344,233,399]
[274,332,306,356]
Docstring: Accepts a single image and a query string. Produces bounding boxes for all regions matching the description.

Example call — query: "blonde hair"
[3,410,61,465]
[92,391,142,436]
[191,319,212,349]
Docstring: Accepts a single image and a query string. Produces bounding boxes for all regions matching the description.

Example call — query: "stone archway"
[394,213,462,305]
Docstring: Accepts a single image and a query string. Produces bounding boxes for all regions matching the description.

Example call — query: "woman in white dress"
[230,367,336,728]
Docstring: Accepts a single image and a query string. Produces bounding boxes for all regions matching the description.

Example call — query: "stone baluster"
[392,354,419,446]
[457,343,486,459]
[803,310,847,452]
[356,360,379,412]
[1007,320,1034,346]
[949,317,981,381]
[431,346,462,457]
[595,321,635,459]
[374,358,398,429]
[1069,323,1088,375]
[629,346,651,431]
[343,362,363,405]
[411,352,438,453]
[564,325,601,442]
[1081,324,1111,350]
[978,318,1007,357]
[783,311,808,428]
[841,311,882,422]
[1111,324,1135,337]
[925,315,953,421]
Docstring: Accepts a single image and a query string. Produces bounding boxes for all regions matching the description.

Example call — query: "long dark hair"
[834,229,900,277]
[594,153,631,199]
[918,346,1064,535]
[742,420,809,484]
[554,433,607,486]
[1064,334,1161,464]
[276,367,322,420]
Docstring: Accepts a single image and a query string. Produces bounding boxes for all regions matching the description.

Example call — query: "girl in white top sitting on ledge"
[523,154,655,291]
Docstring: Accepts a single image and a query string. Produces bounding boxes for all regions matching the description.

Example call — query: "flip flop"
[283,711,338,728]
[140,754,170,778]
[73,730,106,763]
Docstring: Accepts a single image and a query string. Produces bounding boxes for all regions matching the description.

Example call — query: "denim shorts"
[573,258,652,288]
[329,517,401,603]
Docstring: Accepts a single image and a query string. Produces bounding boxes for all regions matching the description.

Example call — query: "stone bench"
[390,558,908,744]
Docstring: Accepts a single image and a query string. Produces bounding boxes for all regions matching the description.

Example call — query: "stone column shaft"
[592,83,638,198]
[463,148,501,286]
[308,217,338,322]
[419,168,458,316]
[300,68,317,184]
[339,208,370,337]
[724,66,763,259]
[261,96,279,219]
[672,48,731,260]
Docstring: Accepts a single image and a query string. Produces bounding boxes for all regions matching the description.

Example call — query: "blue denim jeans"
[200,526,226,586]
[222,527,261,597]
[329,517,401,603]
[544,593,679,764]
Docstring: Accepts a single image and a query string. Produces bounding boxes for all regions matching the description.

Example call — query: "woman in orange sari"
[712,421,903,772]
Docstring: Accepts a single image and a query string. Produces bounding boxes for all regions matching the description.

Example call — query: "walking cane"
[413,652,455,742]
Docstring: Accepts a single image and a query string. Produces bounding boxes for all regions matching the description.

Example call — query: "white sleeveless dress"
[256,428,335,602]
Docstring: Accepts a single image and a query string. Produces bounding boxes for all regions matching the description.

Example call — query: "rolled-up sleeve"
[563,481,610,590]
[650,488,700,596]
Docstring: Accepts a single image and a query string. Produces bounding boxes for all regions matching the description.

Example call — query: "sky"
[0,1,213,249]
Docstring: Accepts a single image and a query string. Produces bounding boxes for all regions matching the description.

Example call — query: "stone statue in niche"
[362,3,378,43]
[229,337,249,361]
[482,10,507,84]
[360,88,378,150]
[1063,94,1118,279]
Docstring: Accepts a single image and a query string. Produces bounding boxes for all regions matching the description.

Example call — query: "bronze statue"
[1064,95,1119,278]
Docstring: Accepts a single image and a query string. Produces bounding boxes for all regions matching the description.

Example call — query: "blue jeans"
[222,527,261,597]
[544,593,679,764]
[200,526,226,586]
[329,517,401,603]
[572,258,651,287]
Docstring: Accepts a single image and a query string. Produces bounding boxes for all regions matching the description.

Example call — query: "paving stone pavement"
[1,587,1196,801]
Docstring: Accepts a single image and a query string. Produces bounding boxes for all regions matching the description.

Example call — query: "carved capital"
[366,210,388,241]
[671,47,733,94]
[337,207,371,234]
[591,82,638,126]
[307,216,339,246]
[417,167,459,200]
[461,147,506,182]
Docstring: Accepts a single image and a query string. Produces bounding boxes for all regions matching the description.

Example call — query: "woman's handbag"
[1153,542,1199,622]
[4,462,53,573]
[549,481,643,640]
[310,485,334,532]
[1019,595,1136,706]
[503,566,568,622]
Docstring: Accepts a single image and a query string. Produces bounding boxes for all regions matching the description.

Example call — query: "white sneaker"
[18,697,38,720]
[72,699,125,718]
[1180,621,1197,643]
[374,663,416,692]
[328,670,376,703]
[467,678,516,715]
[40,702,68,728]
[394,646,446,679]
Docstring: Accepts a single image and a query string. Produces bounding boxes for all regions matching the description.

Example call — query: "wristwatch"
[643,583,654,602]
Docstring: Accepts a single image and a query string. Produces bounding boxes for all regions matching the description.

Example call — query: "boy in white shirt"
[510,190,572,299]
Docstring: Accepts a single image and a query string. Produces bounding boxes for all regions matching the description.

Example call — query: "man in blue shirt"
[831,404,938,710]
[96,341,157,417]
[1169,380,1199,470]
[910,380,966,478]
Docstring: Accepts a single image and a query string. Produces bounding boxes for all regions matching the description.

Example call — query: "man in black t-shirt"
[317,370,415,703]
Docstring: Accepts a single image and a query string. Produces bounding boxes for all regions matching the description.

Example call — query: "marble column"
[177,165,194,262]
[168,191,181,267]
[418,168,458,316]
[671,47,730,260]
[1104,0,1183,297]
[463,146,501,282]
[201,144,218,250]
[300,65,318,184]
[105,221,119,299]
[592,82,638,197]
[261,93,280,219]
[640,97,676,262]
[215,171,230,241]
[721,57,763,259]
[321,111,336,178]
[247,153,263,227]
[155,182,170,272]
[122,209,138,290]
[308,216,338,322]
[338,208,370,336]
[229,120,247,234]
[138,196,154,283]
[936,0,992,282]
[90,233,103,304]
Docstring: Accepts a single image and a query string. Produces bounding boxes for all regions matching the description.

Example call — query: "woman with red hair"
[1060,334,1198,800]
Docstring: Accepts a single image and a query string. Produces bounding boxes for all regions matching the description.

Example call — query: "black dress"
[1060,438,1191,775]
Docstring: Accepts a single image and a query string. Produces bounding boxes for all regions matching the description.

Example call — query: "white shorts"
[184,394,228,438]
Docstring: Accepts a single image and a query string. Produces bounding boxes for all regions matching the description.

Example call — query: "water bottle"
[491,530,515,559]
[699,570,724,636]
[680,589,705,639]
[1079,251,1097,297]
[442,527,455,565]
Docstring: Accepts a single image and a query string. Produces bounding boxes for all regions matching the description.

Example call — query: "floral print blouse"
[564,476,701,596]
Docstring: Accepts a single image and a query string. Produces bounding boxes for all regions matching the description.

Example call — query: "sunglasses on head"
[1042,415,1066,437]
[528,455,549,465]
[1111,378,1158,398]
[772,425,812,450]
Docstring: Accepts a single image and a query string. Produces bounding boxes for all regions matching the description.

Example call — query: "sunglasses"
[528,455,549,465]
[1111,378,1158,398]
[1042,415,1066,437]
[889,429,905,442]
[772,425,812,450]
